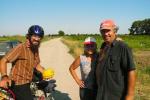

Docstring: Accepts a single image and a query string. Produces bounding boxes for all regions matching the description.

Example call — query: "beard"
[29,40,40,52]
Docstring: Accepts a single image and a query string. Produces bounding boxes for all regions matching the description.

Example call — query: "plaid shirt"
[4,42,40,85]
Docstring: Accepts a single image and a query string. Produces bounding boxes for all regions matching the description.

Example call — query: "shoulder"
[71,56,81,67]
[6,43,23,54]
[74,56,81,62]
[13,43,24,50]
[114,41,133,57]
[80,54,87,58]
[115,40,130,50]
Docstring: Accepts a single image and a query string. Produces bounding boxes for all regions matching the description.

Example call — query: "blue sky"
[0,0,150,36]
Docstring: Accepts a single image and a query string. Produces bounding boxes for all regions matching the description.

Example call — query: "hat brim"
[100,27,112,30]
[84,42,96,45]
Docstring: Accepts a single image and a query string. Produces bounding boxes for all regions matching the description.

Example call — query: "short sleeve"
[121,44,135,71]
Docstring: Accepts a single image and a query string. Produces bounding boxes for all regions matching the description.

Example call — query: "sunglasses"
[100,29,111,34]
[84,44,96,48]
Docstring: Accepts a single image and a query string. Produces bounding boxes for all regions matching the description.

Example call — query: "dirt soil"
[134,51,150,67]
[39,38,80,100]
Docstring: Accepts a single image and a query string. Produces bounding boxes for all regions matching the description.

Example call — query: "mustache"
[33,40,40,42]
[30,41,41,48]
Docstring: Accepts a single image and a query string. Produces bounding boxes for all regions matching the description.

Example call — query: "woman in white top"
[69,37,98,100]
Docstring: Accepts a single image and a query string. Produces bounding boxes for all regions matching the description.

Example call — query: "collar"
[111,39,118,47]
[102,38,118,48]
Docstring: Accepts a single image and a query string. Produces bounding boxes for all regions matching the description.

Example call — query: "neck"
[106,36,116,45]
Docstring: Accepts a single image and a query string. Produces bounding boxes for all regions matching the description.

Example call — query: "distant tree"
[143,19,150,35]
[58,30,65,36]
[129,18,150,35]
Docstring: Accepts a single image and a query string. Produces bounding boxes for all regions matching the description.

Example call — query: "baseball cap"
[84,37,96,45]
[100,20,116,30]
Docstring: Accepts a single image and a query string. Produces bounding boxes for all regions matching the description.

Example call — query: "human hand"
[76,79,85,88]
[0,77,11,88]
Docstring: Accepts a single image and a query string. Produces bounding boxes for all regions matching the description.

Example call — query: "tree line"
[55,18,150,35]
[129,18,150,35]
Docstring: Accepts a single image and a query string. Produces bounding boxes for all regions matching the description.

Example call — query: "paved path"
[39,38,80,100]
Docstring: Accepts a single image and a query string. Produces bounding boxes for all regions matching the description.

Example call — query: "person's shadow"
[50,90,71,100]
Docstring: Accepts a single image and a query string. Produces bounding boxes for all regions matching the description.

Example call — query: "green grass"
[64,35,150,51]
[119,35,150,51]
[0,35,26,42]
[135,65,150,100]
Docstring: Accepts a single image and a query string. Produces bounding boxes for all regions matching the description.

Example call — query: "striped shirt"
[4,42,40,85]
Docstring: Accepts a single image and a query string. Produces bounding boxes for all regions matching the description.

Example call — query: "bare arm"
[36,64,45,73]
[0,58,8,76]
[126,70,136,100]
[69,56,85,88]
[0,58,11,88]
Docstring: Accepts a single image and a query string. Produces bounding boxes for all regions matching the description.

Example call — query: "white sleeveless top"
[80,54,96,89]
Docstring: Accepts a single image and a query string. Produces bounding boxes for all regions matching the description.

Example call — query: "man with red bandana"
[96,20,136,100]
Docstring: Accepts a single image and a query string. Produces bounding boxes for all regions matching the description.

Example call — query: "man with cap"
[96,20,136,100]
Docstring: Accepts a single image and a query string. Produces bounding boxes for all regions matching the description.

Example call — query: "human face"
[84,44,96,55]
[30,35,42,46]
[100,29,116,44]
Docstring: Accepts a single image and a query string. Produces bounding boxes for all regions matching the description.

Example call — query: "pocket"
[108,56,119,71]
